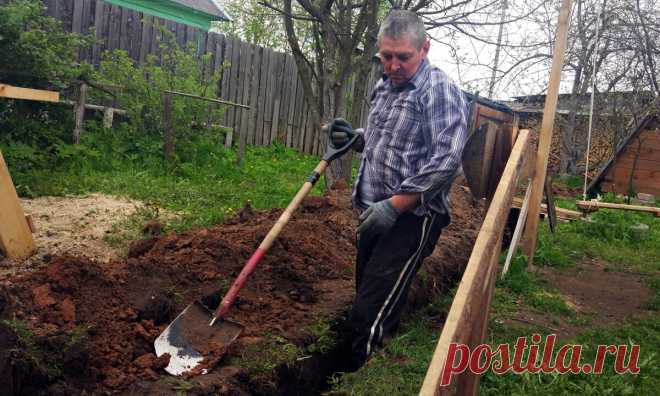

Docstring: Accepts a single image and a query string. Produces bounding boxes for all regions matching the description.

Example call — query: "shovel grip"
[213,248,267,320]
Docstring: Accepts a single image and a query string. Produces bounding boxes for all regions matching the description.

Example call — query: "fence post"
[163,93,174,161]
[103,107,115,129]
[73,83,88,144]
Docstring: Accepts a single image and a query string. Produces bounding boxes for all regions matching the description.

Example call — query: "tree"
[258,0,526,186]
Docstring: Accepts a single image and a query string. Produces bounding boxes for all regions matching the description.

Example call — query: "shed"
[588,112,660,197]
[105,0,231,30]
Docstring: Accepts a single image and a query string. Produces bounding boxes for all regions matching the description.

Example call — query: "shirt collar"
[382,58,430,91]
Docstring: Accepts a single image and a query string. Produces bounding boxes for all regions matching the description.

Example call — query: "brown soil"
[506,258,654,339]
[0,181,484,395]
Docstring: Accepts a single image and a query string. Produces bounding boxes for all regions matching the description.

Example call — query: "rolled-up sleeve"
[397,79,468,210]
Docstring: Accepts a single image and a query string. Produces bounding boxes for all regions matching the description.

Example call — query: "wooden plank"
[521,0,572,266]
[303,106,313,154]
[72,0,84,34]
[503,181,532,277]
[238,41,253,152]
[246,45,262,147]
[544,176,557,233]
[119,8,132,53]
[163,93,174,160]
[216,33,228,99]
[234,40,249,139]
[220,37,235,126]
[92,0,106,64]
[176,22,186,48]
[608,168,660,187]
[73,83,88,144]
[270,53,286,143]
[600,181,660,197]
[420,130,531,395]
[0,151,36,260]
[576,200,660,216]
[139,14,154,63]
[256,46,270,146]
[228,37,242,131]
[80,0,94,61]
[289,69,303,149]
[474,103,513,123]
[609,158,660,173]
[262,49,276,144]
[281,56,295,147]
[294,78,306,151]
[511,196,582,220]
[0,84,60,103]
[129,9,142,60]
[107,4,121,51]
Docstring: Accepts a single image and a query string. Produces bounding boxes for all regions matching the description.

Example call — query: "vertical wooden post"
[163,93,174,161]
[0,151,36,259]
[103,107,114,129]
[521,0,572,266]
[73,83,88,144]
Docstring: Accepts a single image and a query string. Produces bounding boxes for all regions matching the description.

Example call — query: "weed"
[305,319,338,354]
[233,334,302,375]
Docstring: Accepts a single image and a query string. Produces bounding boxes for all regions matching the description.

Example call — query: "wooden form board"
[521,0,572,265]
[512,196,582,220]
[0,84,60,103]
[576,201,660,217]
[420,130,531,395]
[467,102,515,201]
[0,151,36,259]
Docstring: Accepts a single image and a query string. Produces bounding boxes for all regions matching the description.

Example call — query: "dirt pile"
[0,182,483,395]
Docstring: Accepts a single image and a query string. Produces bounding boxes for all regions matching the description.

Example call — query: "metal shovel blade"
[154,301,244,376]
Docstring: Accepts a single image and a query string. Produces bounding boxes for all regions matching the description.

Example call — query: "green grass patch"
[5,130,324,234]
[534,207,660,272]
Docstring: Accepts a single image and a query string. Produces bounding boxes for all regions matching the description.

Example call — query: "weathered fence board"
[24,0,391,156]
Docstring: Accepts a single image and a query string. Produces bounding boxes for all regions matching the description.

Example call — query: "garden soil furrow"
[0,181,483,395]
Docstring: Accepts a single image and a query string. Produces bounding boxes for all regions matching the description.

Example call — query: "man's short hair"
[378,10,426,49]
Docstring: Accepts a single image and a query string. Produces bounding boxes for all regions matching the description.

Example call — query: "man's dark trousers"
[348,210,449,368]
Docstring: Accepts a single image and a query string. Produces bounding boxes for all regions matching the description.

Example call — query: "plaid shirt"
[353,59,468,216]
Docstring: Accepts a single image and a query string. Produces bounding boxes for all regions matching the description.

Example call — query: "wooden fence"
[419,129,532,395]
[26,0,379,156]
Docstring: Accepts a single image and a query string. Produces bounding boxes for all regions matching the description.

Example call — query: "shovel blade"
[154,301,243,376]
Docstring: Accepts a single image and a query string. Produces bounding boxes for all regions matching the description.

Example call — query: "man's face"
[378,34,429,86]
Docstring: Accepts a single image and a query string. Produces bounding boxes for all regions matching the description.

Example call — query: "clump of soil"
[0,182,484,395]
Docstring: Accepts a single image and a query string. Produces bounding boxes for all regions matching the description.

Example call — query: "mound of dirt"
[0,182,484,395]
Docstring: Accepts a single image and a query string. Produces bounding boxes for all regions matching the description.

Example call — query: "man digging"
[330,10,469,371]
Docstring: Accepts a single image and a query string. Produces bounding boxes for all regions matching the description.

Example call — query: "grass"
[8,139,325,234]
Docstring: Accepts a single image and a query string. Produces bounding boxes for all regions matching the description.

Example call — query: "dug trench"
[0,181,484,395]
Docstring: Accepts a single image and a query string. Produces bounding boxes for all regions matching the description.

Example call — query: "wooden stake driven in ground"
[521,0,573,266]
[0,151,36,259]
[420,130,531,396]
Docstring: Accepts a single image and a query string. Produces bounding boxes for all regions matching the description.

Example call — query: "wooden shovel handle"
[212,160,329,322]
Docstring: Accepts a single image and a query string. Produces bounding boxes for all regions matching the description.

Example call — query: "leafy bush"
[93,23,226,163]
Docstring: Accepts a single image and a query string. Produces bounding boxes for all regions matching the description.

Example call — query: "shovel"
[155,121,362,376]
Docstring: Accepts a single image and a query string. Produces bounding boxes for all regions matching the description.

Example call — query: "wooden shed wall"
[600,124,660,196]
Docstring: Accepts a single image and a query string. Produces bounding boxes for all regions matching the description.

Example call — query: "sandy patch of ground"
[0,194,144,276]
